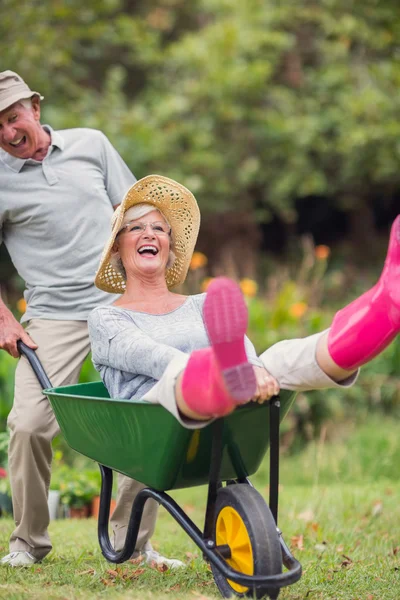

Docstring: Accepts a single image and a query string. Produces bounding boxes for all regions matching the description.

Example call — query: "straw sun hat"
[95,174,201,293]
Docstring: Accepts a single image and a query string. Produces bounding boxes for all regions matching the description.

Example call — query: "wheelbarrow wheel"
[211,484,282,599]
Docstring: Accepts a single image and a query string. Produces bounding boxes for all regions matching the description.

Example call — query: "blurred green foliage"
[53,464,100,508]
[257,413,400,485]
[0,353,15,432]
[2,0,400,222]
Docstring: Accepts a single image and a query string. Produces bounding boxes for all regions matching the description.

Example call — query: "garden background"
[0,1,400,598]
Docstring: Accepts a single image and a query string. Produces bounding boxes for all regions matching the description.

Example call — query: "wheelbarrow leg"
[269,398,280,525]
[203,419,224,542]
[97,465,207,564]
[97,465,148,563]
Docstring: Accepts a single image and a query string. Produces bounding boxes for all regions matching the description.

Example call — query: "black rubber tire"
[211,484,282,599]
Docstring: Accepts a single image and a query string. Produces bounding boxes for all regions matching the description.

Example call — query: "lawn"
[1,416,400,599]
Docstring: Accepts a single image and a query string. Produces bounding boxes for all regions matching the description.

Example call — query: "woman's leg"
[175,358,213,421]
[316,331,357,382]
[326,215,400,371]
[267,215,400,388]
[179,277,257,418]
[143,278,257,423]
[160,213,399,418]
[259,331,359,393]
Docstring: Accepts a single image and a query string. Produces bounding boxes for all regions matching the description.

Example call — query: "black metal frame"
[18,340,302,591]
[17,341,52,389]
[96,398,301,590]
[269,398,281,525]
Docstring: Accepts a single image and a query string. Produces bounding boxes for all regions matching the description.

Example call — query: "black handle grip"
[17,340,52,391]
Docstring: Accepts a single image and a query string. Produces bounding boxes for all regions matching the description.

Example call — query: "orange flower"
[315,245,330,260]
[201,277,214,292]
[17,298,27,313]
[190,252,208,271]
[147,8,172,31]
[240,278,258,298]
[289,302,308,319]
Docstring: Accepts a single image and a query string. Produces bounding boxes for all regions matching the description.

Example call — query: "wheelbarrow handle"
[17,340,52,391]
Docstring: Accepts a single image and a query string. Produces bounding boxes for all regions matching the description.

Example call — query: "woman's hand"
[252,366,280,403]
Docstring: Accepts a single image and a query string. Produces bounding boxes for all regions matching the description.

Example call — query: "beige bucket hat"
[95,174,201,293]
[0,71,43,113]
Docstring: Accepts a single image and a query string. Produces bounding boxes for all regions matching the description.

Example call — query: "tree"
[2,0,400,271]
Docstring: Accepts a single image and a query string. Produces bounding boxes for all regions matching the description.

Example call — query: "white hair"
[120,204,162,229]
[110,203,176,278]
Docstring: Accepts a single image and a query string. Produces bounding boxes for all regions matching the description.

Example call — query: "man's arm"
[0,296,37,358]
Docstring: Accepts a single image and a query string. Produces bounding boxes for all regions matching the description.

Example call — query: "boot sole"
[203,277,257,402]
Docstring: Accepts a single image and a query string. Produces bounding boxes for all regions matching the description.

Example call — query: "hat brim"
[95,175,201,293]
[0,90,44,113]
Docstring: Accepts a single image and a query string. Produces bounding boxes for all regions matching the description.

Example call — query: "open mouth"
[10,136,26,148]
[138,245,159,256]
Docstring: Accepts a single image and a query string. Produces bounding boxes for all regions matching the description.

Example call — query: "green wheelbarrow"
[18,341,301,599]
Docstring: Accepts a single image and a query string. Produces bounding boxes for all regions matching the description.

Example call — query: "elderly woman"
[89,174,399,420]
[88,175,399,562]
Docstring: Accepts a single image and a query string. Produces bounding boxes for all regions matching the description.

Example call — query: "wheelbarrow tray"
[45,382,296,491]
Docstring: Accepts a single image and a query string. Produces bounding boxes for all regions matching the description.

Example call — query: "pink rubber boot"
[328,215,400,370]
[181,277,257,417]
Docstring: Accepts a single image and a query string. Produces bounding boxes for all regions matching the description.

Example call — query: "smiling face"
[114,209,172,282]
[0,97,50,160]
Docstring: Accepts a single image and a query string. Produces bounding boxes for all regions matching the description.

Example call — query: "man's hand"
[0,306,37,358]
[252,366,280,403]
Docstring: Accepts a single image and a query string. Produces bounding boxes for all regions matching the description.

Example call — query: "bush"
[0,352,17,432]
[55,467,100,509]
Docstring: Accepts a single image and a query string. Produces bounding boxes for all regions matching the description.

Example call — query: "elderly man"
[0,70,183,568]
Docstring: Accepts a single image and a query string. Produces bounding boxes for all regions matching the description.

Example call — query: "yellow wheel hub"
[215,505,254,594]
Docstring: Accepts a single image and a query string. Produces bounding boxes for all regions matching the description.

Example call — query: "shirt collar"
[0,125,65,173]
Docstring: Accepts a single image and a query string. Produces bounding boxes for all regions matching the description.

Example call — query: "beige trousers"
[142,331,358,427]
[7,319,158,560]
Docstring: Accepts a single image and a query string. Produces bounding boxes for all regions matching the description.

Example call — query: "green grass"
[1,416,400,599]
[278,414,400,486]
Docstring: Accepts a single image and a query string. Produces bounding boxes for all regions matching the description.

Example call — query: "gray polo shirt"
[0,126,136,322]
